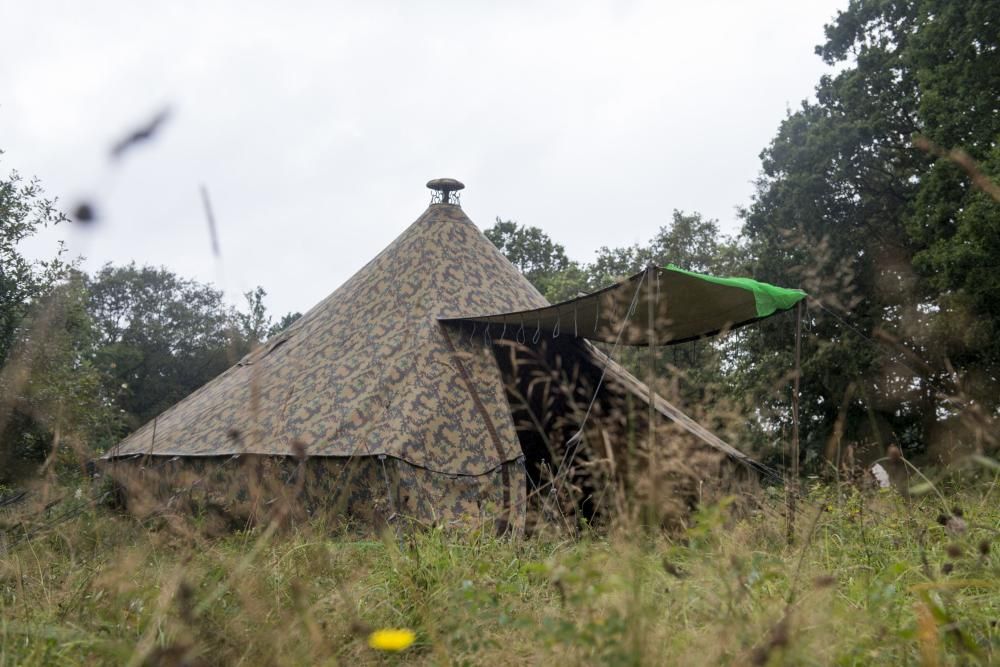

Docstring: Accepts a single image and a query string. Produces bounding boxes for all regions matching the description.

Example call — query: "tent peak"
[427,177,465,205]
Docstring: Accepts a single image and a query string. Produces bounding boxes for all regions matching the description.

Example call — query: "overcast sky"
[3,0,845,317]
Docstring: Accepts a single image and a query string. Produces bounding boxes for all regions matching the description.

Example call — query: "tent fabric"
[105,203,550,475]
[442,265,805,346]
[104,196,767,517]
[103,455,524,532]
[574,340,772,477]
[661,265,806,319]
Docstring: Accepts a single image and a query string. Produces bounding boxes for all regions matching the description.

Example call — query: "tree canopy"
[740,0,1000,462]
[485,0,1000,468]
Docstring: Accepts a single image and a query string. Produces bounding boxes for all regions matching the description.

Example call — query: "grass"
[1,475,998,666]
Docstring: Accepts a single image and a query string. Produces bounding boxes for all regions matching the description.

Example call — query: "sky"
[2,0,846,318]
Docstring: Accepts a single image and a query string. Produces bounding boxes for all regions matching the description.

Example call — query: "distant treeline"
[0,218,300,482]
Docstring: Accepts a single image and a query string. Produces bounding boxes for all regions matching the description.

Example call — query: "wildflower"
[368,628,415,652]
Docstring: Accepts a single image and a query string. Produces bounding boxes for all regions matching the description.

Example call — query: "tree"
[740,0,1000,465]
[84,265,298,437]
[484,218,589,301]
[237,286,272,347]
[0,276,116,483]
[589,210,733,287]
[237,286,302,345]
[0,155,112,483]
[84,263,246,431]
[0,154,71,367]
[270,311,302,336]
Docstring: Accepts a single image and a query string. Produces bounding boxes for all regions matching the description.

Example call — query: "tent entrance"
[492,338,630,530]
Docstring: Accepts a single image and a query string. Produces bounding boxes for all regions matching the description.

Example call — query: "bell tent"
[101,179,803,531]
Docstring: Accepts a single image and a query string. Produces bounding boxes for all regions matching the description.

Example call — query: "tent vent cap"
[427,178,464,206]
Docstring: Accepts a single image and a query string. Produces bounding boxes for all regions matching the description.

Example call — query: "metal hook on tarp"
[517,319,526,344]
[468,322,477,343]
[483,323,492,347]
[552,314,560,338]
[532,319,541,344]
[500,322,507,340]
[573,307,578,337]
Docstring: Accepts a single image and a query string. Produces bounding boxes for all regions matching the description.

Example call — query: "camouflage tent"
[101,179,793,532]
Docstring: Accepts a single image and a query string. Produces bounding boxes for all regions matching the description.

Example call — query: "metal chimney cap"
[426,178,465,193]
[427,178,465,205]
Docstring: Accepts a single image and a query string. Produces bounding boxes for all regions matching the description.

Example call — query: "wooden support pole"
[792,300,802,488]
[787,299,803,545]
[647,266,658,526]
[647,267,657,453]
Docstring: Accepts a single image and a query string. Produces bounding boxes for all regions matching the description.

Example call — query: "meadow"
[2,470,997,665]
[3,2,999,665]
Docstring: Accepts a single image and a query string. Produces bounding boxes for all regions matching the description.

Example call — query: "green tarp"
[443,265,806,346]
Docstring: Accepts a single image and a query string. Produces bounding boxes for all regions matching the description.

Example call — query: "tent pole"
[787,299,803,545]
[646,264,656,500]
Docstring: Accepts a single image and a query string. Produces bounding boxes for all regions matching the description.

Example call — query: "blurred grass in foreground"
[1,475,997,666]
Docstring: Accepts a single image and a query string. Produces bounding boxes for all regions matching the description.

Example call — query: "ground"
[1,477,998,665]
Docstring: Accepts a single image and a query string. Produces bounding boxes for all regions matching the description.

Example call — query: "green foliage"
[0,153,106,483]
[1,480,997,664]
[1,147,304,476]
[270,309,302,338]
[739,0,1000,463]
[484,218,590,302]
[589,210,738,287]
[0,277,117,483]
[237,286,302,346]
[0,155,71,367]
[82,267,302,440]
[84,263,247,433]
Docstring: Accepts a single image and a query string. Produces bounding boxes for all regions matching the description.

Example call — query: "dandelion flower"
[368,628,415,652]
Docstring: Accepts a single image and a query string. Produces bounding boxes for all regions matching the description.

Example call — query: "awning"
[442,264,805,345]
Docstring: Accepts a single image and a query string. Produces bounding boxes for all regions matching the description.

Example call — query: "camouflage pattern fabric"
[101,189,762,531]
[98,455,526,533]
[106,202,549,475]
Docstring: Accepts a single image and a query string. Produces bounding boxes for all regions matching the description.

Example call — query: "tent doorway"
[492,338,636,532]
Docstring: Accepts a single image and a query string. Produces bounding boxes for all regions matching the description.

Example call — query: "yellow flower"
[367,628,416,652]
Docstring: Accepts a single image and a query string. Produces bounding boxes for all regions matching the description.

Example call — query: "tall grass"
[2,473,997,665]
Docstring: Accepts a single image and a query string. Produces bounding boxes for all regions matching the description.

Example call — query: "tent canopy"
[442,264,805,346]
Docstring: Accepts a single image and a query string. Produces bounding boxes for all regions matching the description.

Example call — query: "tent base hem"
[95,454,526,535]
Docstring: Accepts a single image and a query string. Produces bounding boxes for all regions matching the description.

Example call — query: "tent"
[100,179,803,531]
